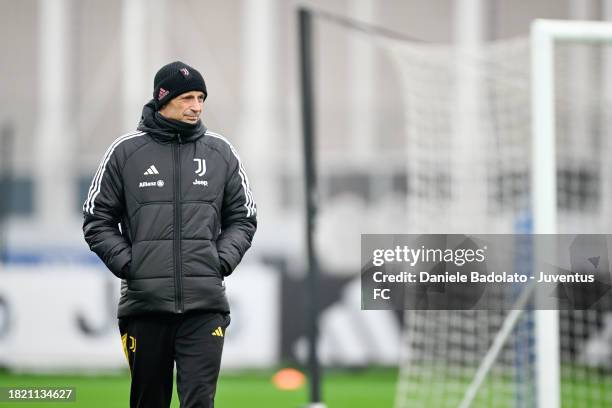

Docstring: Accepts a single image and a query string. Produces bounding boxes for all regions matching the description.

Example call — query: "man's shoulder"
[203,129,232,148]
[202,130,238,161]
[105,130,150,157]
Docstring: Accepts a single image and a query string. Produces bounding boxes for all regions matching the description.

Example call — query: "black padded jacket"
[82,101,257,318]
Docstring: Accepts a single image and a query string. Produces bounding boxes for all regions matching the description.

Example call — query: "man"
[82,61,257,408]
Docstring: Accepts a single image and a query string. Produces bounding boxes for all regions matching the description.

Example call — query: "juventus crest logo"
[194,158,206,176]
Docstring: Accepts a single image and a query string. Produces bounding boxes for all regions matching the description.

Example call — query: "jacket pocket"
[120,260,132,280]
[211,244,222,277]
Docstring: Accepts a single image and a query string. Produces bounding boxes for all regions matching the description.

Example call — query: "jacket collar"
[137,99,206,144]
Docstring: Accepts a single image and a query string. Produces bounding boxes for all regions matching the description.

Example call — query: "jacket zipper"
[173,140,184,313]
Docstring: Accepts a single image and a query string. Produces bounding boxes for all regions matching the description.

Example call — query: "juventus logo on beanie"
[153,61,207,110]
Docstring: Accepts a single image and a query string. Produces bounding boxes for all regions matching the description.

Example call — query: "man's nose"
[190,101,202,113]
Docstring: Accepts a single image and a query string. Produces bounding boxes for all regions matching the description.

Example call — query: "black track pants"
[118,312,230,408]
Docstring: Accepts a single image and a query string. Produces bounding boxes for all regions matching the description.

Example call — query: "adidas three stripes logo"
[144,165,160,175]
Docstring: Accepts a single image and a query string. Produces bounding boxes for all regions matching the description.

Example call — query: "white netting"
[379,36,612,407]
[385,37,531,235]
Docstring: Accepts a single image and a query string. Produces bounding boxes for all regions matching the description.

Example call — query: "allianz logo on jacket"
[139,180,164,188]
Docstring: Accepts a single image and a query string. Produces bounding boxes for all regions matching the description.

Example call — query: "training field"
[1,368,611,407]
[0,368,397,408]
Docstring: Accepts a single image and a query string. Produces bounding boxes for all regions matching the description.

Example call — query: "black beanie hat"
[153,61,207,110]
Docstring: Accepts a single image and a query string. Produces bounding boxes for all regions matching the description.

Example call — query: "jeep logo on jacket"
[82,101,257,318]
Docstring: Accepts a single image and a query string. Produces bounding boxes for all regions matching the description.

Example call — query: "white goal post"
[389,17,612,408]
[532,19,612,408]
[461,18,612,408]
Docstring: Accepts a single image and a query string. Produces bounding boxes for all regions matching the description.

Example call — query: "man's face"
[158,90,205,124]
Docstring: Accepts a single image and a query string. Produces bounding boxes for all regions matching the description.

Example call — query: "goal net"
[380,20,612,408]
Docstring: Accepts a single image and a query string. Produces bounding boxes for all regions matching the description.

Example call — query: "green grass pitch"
[1,368,610,407]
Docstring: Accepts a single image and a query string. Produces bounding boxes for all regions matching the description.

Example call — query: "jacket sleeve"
[82,148,131,279]
[216,153,257,276]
